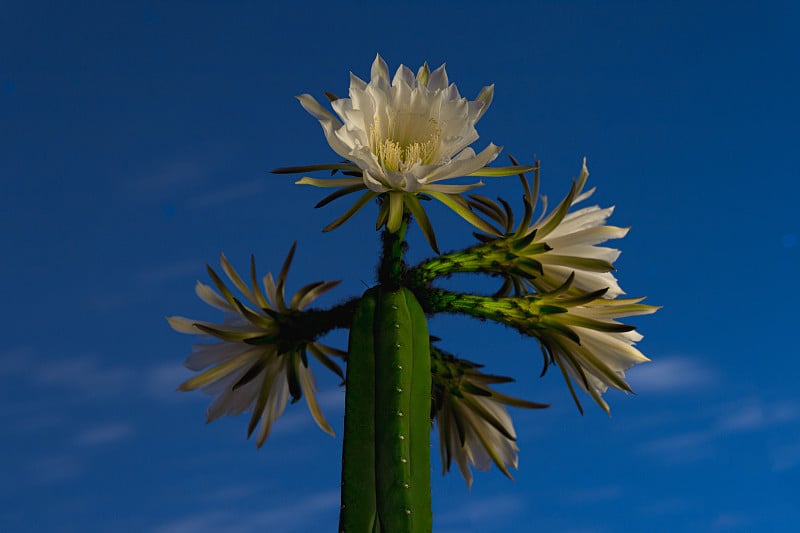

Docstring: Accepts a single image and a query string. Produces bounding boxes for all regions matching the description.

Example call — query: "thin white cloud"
[31,355,133,398]
[152,489,339,533]
[436,494,525,526]
[248,489,339,530]
[135,260,204,285]
[711,512,749,532]
[185,180,265,210]
[567,485,623,504]
[152,510,231,533]
[29,455,82,485]
[641,397,800,463]
[713,398,799,433]
[144,363,194,401]
[124,157,211,202]
[74,422,135,447]
[629,356,715,394]
[640,428,715,461]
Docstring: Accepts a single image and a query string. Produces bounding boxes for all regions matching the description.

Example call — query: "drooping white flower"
[280,54,531,251]
[167,244,345,447]
[431,346,547,487]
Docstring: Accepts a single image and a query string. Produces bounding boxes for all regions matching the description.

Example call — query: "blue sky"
[2,1,798,531]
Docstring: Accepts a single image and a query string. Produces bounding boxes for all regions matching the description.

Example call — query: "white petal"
[427,63,449,91]
[296,93,342,127]
[472,84,494,122]
[195,282,234,313]
[167,316,204,334]
[370,54,390,83]
[423,143,502,184]
[185,342,263,371]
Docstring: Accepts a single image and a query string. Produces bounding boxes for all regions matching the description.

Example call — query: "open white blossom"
[284,54,530,251]
[167,245,344,447]
[298,54,498,195]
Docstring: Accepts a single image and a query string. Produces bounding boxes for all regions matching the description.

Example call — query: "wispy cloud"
[436,494,525,527]
[629,355,716,394]
[152,489,339,533]
[124,156,211,203]
[28,455,82,485]
[640,428,715,461]
[135,260,205,285]
[640,397,800,462]
[185,180,266,210]
[31,355,134,398]
[143,363,194,401]
[567,485,623,504]
[711,512,749,532]
[3,348,196,406]
[152,510,231,533]
[74,422,135,447]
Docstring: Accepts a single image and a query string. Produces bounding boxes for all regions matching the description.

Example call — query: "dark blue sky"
[2,2,798,531]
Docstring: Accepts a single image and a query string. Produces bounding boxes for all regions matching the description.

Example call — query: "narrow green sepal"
[271,162,360,174]
[323,191,379,232]
[232,359,267,390]
[467,165,537,177]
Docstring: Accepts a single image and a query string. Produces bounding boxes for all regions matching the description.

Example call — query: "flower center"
[369,112,441,173]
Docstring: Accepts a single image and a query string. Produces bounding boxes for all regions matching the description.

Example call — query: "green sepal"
[467,165,537,177]
[271,162,360,174]
[232,359,267,390]
[323,191,379,232]
[313,183,368,208]
[404,194,440,254]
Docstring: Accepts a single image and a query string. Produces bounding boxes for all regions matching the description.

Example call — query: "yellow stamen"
[369,113,441,173]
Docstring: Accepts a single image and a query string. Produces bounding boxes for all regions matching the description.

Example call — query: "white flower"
[526,283,659,413]
[431,347,547,487]
[525,159,628,297]
[167,244,345,447]
[298,54,498,195]
[285,54,530,251]
[459,158,629,297]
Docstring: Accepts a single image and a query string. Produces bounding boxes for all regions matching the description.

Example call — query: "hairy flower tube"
[167,244,346,447]
[275,54,531,252]
[423,275,659,413]
[431,345,548,487]
[412,159,629,296]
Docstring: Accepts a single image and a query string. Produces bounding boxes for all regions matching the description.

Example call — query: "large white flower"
[167,244,345,447]
[280,54,530,251]
[298,54,498,194]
